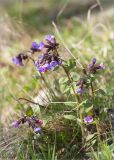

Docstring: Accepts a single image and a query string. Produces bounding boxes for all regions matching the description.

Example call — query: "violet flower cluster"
[75,58,105,95]
[12,53,28,66]
[11,116,43,134]
[87,58,105,73]
[33,35,62,73]
[12,35,62,73]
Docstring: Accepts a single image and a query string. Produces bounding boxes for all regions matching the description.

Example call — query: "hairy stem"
[62,65,77,99]
[90,82,101,141]
[62,65,85,144]
[90,82,95,100]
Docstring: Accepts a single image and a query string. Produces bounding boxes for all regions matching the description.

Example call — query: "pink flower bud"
[37,119,43,126]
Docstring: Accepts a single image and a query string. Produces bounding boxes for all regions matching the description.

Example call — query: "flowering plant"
[11,34,111,158]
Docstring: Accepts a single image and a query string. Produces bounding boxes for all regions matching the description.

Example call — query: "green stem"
[62,65,78,100]
[90,82,101,141]
[80,111,85,144]
[90,82,95,101]
[62,65,85,144]
[96,120,101,142]
[55,47,85,143]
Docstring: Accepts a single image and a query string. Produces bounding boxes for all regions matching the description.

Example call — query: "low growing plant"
[10,34,114,159]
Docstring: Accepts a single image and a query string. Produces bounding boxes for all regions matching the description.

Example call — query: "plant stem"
[62,65,85,144]
[90,82,101,141]
[62,65,77,100]
[55,47,85,143]
[90,82,95,100]
[80,113,85,144]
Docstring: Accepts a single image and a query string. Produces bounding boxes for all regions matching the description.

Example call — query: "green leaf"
[86,79,91,84]
[85,105,93,113]
[109,143,114,150]
[63,87,70,93]
[64,115,76,120]
[70,72,79,81]
[86,134,95,142]
[79,99,88,107]
[59,77,68,84]
[76,118,82,124]
[91,139,96,145]
[32,105,40,115]
[62,59,76,71]
[98,89,106,96]
[67,59,76,70]
[26,106,33,116]
[66,102,77,107]
[60,84,70,93]
[89,74,96,82]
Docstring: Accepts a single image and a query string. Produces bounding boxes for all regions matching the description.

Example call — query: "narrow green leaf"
[26,106,33,116]
[64,115,76,120]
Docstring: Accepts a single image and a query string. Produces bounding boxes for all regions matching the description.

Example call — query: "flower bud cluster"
[11,116,43,134]
[12,35,62,73]
[76,58,105,95]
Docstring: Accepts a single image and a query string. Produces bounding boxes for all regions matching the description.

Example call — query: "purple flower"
[31,41,45,52]
[31,42,39,52]
[97,63,105,70]
[38,42,45,51]
[12,57,23,66]
[38,63,51,73]
[35,60,40,68]
[57,59,62,65]
[44,63,51,70]
[45,35,55,43]
[38,54,45,61]
[84,116,93,123]
[92,58,97,64]
[76,88,83,95]
[34,127,41,134]
[11,121,20,128]
[38,66,46,73]
[50,60,58,68]
[49,60,62,69]
[36,59,61,73]
[12,53,28,66]
[88,58,96,69]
